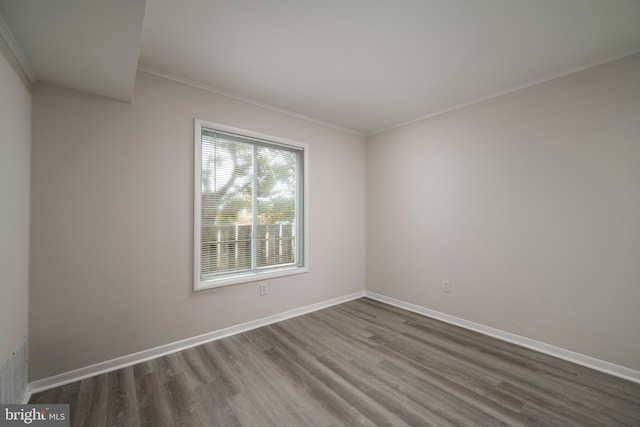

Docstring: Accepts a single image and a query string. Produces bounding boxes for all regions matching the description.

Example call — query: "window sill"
[194,265,309,291]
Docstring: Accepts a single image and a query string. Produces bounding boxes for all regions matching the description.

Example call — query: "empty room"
[1,0,639,425]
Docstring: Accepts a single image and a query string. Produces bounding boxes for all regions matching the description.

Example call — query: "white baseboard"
[29,291,365,394]
[365,291,640,384]
[29,289,639,394]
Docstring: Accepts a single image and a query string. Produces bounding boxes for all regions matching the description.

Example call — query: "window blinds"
[199,130,303,281]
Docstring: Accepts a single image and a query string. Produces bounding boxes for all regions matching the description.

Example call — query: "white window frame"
[194,119,309,290]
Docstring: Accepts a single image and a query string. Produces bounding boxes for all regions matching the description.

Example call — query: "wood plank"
[29,298,640,426]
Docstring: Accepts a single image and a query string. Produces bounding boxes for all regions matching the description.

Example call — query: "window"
[194,120,308,290]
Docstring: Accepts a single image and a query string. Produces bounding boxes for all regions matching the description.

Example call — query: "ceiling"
[2,0,640,135]
[0,0,146,102]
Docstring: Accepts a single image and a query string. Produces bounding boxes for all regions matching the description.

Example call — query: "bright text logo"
[0,405,68,426]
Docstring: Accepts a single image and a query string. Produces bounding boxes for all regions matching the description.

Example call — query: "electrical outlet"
[442,280,451,294]
[259,282,268,296]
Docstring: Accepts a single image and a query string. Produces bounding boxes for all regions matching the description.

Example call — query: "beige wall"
[366,53,640,370]
[26,50,640,380]
[0,38,31,371]
[29,71,366,381]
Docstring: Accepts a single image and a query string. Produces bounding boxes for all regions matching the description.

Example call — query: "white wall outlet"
[259,282,268,296]
[442,280,451,294]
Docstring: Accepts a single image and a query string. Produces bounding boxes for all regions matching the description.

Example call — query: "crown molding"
[137,65,364,137]
[0,12,37,83]
[367,47,640,137]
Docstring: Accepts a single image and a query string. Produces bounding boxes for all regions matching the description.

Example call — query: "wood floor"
[30,298,640,426]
